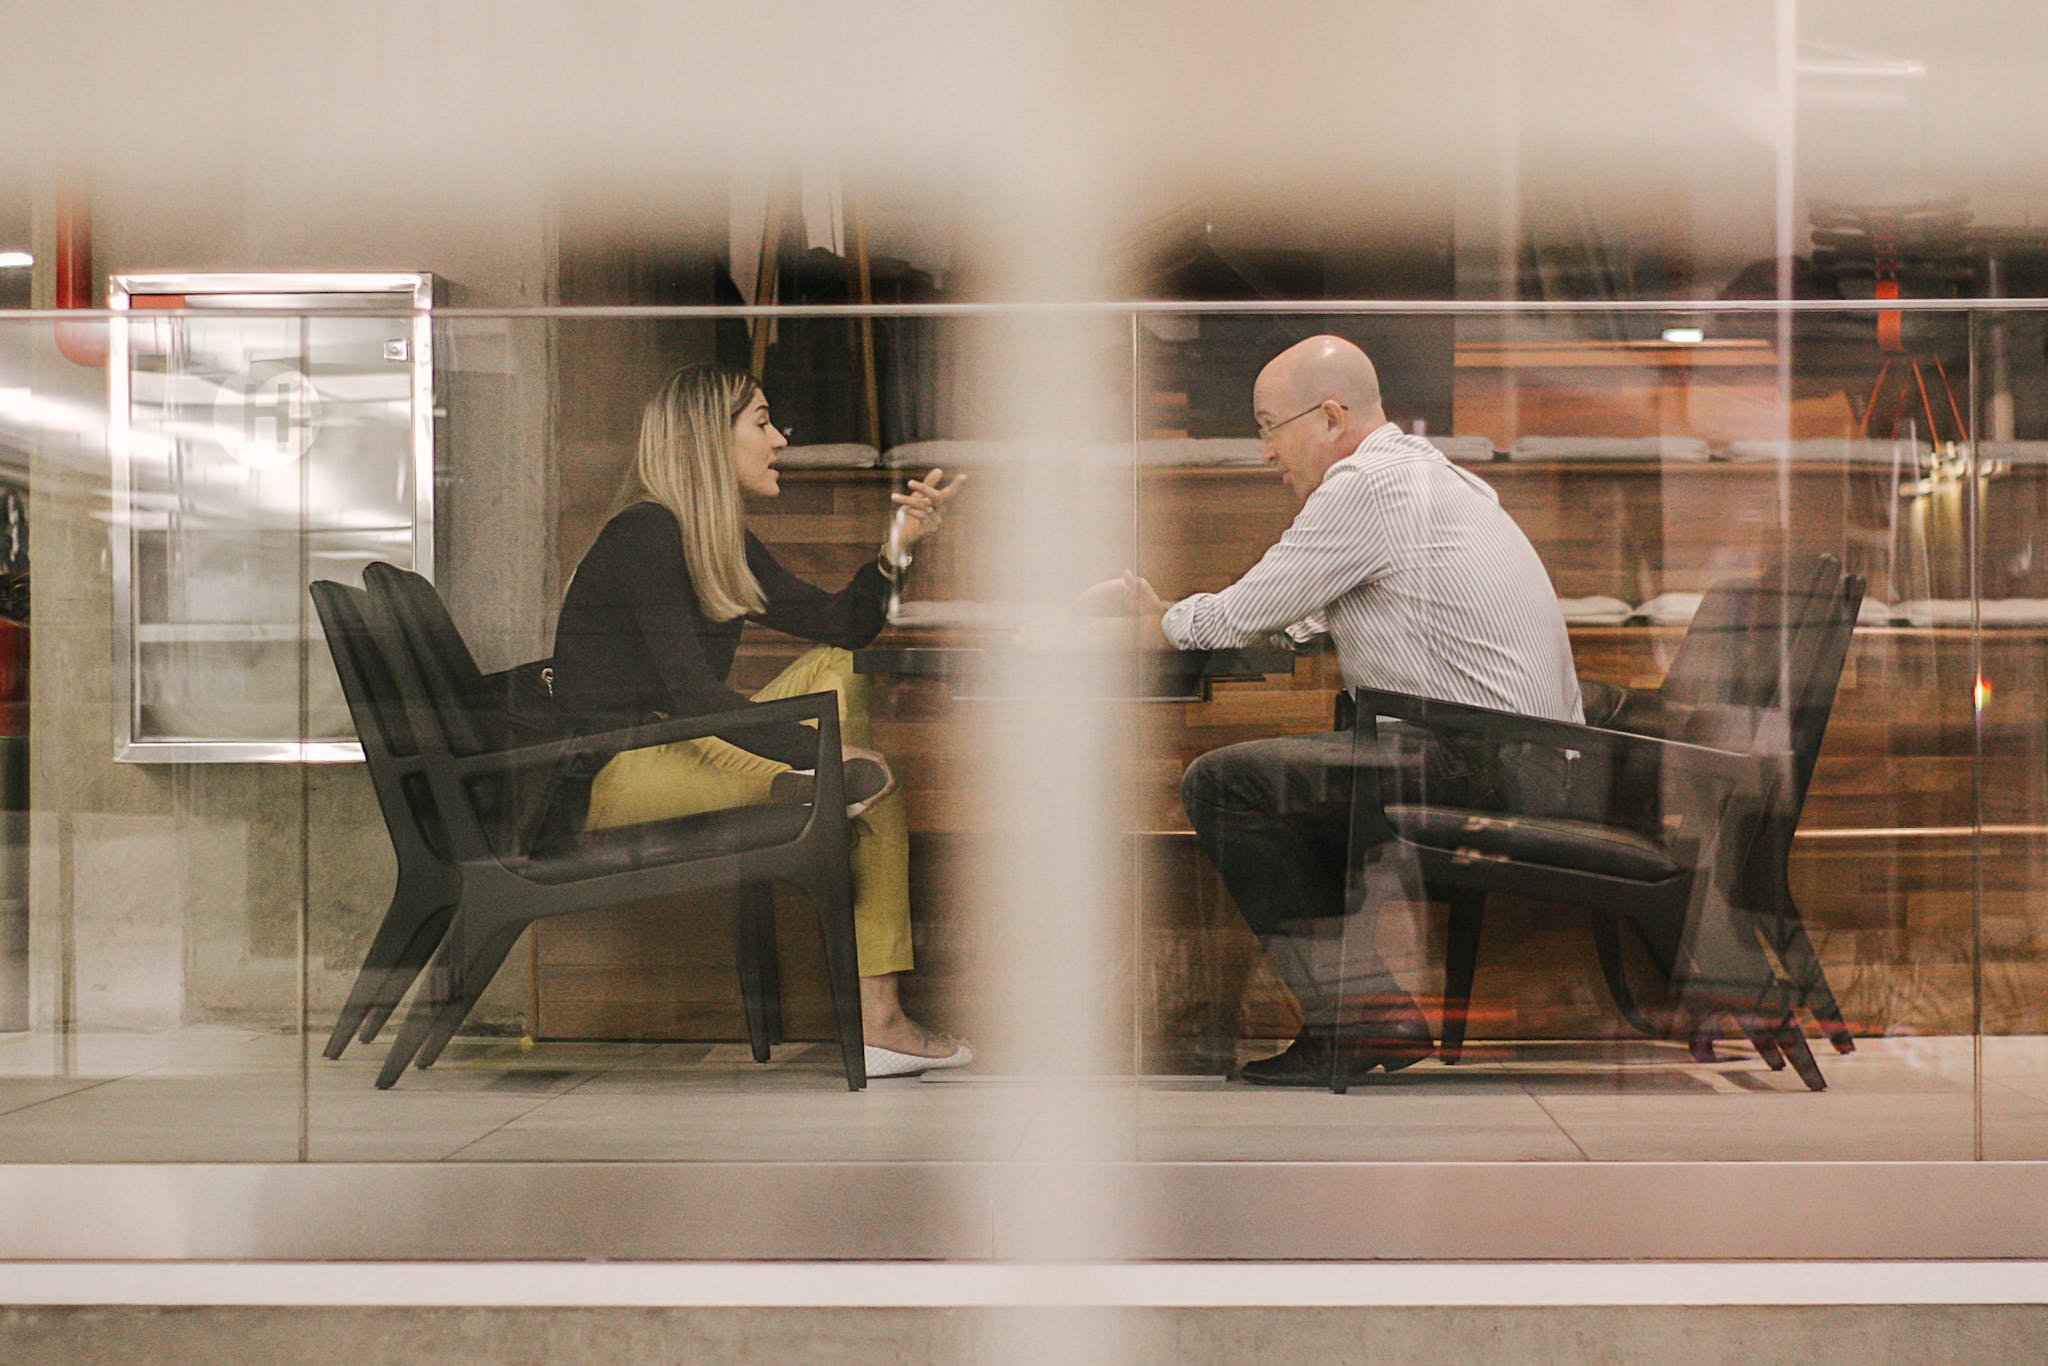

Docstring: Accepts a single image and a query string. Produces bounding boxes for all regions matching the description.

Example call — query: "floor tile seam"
[0,1074,131,1121]
[1524,1090,1592,1160]
[437,1080,610,1161]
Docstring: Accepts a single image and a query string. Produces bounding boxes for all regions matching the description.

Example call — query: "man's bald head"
[1256,335,1386,426]
[1252,335,1388,502]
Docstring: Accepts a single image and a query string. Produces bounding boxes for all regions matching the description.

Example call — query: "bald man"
[1118,336,1582,1086]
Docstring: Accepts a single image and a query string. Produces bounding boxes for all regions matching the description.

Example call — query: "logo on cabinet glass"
[212,362,322,470]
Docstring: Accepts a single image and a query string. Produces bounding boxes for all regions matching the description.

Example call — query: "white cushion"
[1507,436,1712,463]
[1720,438,1929,466]
[777,442,879,470]
[1426,434,1498,464]
[1636,591,1704,625]
[882,439,1128,470]
[1558,595,1633,625]
[1898,598,2048,627]
[1135,438,1268,467]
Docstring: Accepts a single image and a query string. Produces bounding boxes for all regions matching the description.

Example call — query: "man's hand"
[1075,572,1170,650]
[1077,571,1164,617]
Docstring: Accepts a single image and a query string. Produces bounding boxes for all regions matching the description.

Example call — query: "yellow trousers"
[584,645,913,977]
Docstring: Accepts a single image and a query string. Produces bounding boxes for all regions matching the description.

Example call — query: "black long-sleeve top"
[552,500,892,767]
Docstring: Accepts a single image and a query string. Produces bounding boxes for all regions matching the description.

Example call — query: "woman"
[552,362,966,1077]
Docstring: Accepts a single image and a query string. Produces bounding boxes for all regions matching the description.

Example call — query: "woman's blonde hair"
[628,363,767,621]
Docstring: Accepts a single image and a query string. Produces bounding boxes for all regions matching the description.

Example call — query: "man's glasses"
[1256,401,1342,441]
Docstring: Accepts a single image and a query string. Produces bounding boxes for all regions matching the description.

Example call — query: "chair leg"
[1440,891,1485,1065]
[1590,914,1659,1038]
[323,893,450,1058]
[351,903,455,1048]
[808,866,866,1091]
[1773,1015,1828,1091]
[733,885,776,1064]
[759,903,786,1046]
[414,922,527,1071]
[1688,1013,1725,1064]
[1738,1015,1788,1071]
[1763,878,1855,1054]
[376,946,456,1090]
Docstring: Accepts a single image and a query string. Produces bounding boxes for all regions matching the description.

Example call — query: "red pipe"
[54,180,108,368]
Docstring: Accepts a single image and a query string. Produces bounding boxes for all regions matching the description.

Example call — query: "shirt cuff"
[1160,596,1199,649]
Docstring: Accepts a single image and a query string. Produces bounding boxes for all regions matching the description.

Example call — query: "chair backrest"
[362,561,502,757]
[311,580,416,758]
[1780,566,1863,806]
[309,579,451,864]
[1660,554,1862,809]
[360,561,565,858]
[1660,556,1839,713]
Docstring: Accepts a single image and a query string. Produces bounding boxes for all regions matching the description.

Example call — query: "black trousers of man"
[1181,727,1576,1034]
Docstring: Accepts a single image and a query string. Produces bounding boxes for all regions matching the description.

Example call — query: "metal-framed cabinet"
[107,272,434,762]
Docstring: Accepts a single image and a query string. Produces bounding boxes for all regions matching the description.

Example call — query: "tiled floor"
[1,1026,2045,1163]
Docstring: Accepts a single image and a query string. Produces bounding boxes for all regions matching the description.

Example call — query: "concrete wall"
[27,168,555,1036]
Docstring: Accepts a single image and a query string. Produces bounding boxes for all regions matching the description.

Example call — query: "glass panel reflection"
[111,278,432,761]
[2,302,2040,1168]
[1973,307,2048,1158]
[1,315,304,1160]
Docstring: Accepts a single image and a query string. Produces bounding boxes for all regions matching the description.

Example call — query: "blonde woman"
[552,363,966,1076]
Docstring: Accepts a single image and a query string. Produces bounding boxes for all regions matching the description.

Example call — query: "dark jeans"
[1182,727,1576,1029]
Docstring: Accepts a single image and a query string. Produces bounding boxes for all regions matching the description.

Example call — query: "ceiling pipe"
[54,180,108,368]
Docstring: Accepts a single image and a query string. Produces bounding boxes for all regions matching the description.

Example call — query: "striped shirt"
[1162,423,1583,723]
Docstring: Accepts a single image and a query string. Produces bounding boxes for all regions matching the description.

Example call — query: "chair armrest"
[447,690,842,780]
[1349,686,1774,793]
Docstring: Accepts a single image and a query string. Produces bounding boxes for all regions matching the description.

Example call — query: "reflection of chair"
[313,564,866,1090]
[1353,557,1863,1092]
[1576,556,1863,1058]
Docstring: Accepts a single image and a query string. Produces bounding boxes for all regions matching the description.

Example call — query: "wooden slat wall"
[533,459,2048,1049]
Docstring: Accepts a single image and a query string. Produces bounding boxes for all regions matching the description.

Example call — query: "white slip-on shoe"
[864,1041,974,1079]
[769,759,891,819]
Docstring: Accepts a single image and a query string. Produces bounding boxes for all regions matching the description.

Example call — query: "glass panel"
[0,300,2025,1174]
[1973,306,2048,1157]
[1131,303,1987,1160]
[0,314,306,1159]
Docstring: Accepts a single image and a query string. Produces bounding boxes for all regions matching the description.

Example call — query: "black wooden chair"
[311,579,570,1060]
[314,563,865,1090]
[308,581,458,1060]
[1347,558,1864,1093]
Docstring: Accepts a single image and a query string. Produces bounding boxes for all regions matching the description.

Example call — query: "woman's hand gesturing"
[890,467,968,551]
